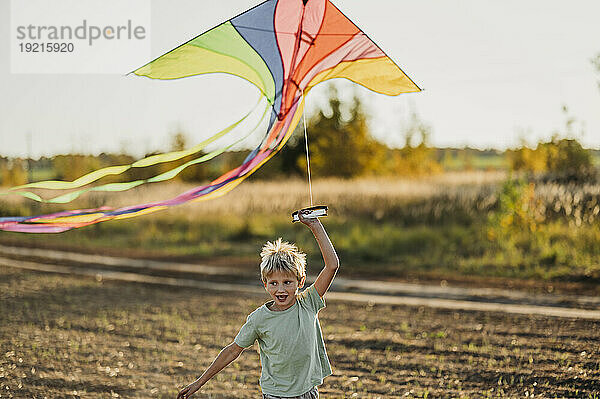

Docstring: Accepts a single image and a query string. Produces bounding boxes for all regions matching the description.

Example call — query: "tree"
[508,107,595,182]
[171,131,187,152]
[169,130,211,182]
[52,154,102,181]
[304,86,385,178]
[543,137,594,181]
[1,159,27,187]
[275,123,307,177]
[391,110,441,176]
[508,140,547,174]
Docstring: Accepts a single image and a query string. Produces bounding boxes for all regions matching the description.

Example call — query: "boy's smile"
[264,270,305,311]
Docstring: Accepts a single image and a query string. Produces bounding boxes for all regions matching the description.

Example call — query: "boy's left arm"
[299,212,339,297]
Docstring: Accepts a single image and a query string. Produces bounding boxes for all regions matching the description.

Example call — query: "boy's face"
[263,270,305,311]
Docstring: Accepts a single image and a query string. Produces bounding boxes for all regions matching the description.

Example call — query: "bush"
[509,137,596,183]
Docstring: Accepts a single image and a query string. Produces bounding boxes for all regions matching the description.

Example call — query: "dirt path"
[1,245,600,320]
[3,244,599,307]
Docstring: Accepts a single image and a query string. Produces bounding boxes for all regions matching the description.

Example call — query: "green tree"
[544,138,594,181]
[391,110,441,176]
[305,86,385,178]
[508,107,595,182]
[507,140,547,173]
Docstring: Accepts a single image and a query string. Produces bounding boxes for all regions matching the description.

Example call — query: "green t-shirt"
[234,284,332,396]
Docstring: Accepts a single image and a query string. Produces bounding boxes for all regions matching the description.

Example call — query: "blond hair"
[260,238,306,283]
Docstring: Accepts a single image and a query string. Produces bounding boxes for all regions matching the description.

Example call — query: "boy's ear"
[299,275,306,288]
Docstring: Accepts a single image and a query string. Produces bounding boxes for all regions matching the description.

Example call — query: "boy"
[177,211,339,399]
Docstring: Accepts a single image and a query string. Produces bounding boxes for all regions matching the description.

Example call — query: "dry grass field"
[3,171,599,285]
[2,172,507,218]
[1,265,599,399]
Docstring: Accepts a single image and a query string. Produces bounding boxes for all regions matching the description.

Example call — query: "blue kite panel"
[231,0,284,129]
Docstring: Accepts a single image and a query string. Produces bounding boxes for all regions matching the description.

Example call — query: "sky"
[1,0,599,159]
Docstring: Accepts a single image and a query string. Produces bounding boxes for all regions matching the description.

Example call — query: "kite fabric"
[0,0,420,233]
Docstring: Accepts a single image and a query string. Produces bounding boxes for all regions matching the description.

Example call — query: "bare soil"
[1,266,599,398]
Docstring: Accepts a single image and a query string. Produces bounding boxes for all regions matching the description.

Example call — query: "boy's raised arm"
[299,212,339,297]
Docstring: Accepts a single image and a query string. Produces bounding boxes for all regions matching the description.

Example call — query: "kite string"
[301,90,313,207]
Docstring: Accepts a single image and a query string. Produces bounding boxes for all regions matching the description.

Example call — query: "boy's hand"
[176,343,244,398]
[298,209,321,228]
[177,380,201,399]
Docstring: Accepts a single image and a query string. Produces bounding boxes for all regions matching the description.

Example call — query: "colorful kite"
[0,0,420,233]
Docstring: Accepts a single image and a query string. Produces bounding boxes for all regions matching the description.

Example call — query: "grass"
[1,266,599,398]
[1,172,599,286]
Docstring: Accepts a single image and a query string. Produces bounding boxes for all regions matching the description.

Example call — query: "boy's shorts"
[262,386,318,399]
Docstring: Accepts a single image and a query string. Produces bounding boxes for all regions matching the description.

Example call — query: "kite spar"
[0,0,420,233]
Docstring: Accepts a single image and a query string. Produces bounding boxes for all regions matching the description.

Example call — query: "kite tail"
[0,96,302,233]
[1,97,266,204]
